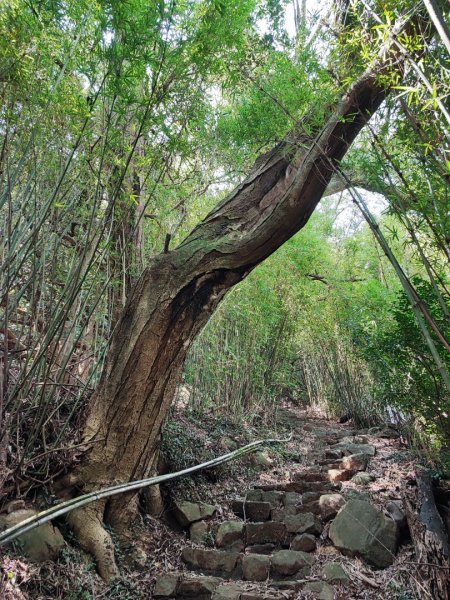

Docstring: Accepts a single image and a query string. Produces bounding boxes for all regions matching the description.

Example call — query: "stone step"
[231,500,272,521]
[278,513,322,536]
[290,470,329,483]
[216,521,245,551]
[153,574,287,599]
[328,442,376,457]
[323,449,344,460]
[153,571,338,599]
[173,500,217,528]
[316,458,342,467]
[153,574,220,599]
[181,548,241,577]
[181,546,315,582]
[214,521,288,551]
[243,489,285,508]
[299,493,345,521]
[214,509,329,553]
[328,468,356,482]
[155,416,399,600]
[232,490,300,515]
[245,521,288,546]
[256,481,341,494]
[283,491,302,507]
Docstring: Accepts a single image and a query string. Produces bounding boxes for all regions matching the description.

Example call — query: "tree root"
[67,501,120,582]
[106,492,149,569]
[141,483,165,517]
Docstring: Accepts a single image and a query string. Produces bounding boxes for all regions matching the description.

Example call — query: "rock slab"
[242,554,270,581]
[190,521,209,544]
[153,574,179,597]
[304,581,335,599]
[290,533,316,552]
[284,512,322,535]
[0,509,64,562]
[246,521,287,545]
[232,500,271,521]
[318,494,345,521]
[322,562,350,585]
[174,501,216,527]
[329,499,398,568]
[216,521,244,549]
[182,547,240,574]
[270,549,314,576]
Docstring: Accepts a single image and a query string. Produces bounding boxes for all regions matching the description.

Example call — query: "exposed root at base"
[67,502,120,582]
[141,483,165,517]
[107,492,149,570]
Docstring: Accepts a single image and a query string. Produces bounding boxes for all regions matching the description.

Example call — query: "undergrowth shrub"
[297,334,383,426]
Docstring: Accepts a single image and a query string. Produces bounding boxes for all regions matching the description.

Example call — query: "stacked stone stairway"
[153,426,401,600]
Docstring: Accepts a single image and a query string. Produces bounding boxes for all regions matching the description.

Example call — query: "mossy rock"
[0,509,64,562]
[329,499,398,568]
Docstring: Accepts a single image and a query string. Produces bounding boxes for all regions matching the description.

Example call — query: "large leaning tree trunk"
[62,42,411,580]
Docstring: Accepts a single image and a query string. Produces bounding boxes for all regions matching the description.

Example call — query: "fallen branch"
[404,468,450,600]
[347,567,380,589]
[0,435,291,546]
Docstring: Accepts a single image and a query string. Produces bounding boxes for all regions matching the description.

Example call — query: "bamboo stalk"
[360,0,450,131]
[366,124,450,324]
[422,0,450,56]
[0,436,290,546]
[339,173,450,393]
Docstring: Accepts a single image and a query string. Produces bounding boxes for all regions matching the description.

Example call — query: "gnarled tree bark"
[64,55,406,580]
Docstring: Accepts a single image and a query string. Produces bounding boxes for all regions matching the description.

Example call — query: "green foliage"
[185,187,449,446]
[184,206,386,425]
[364,276,450,440]
[215,47,335,168]
[2,4,450,600]
[161,419,215,470]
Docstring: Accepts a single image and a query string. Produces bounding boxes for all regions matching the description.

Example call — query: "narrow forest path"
[150,406,427,600]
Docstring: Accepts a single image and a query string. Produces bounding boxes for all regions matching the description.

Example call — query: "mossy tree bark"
[66,68,391,579]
